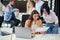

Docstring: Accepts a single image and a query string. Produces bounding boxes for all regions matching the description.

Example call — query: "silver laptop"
[0,29,1,35]
[15,27,33,39]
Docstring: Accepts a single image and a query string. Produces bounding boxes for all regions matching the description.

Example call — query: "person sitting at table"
[3,0,20,27]
[25,10,44,34]
[0,0,4,27]
[41,4,59,34]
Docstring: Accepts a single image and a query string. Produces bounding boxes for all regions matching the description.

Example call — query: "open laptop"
[15,27,33,39]
[0,29,1,35]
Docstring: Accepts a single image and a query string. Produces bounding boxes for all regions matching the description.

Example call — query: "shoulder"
[7,4,11,8]
[37,19,42,23]
[7,4,10,7]
[39,1,44,5]
[40,1,44,3]
[25,19,31,23]
[50,10,56,15]
[50,10,55,13]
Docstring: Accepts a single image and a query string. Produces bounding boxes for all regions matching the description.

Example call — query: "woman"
[25,10,44,34]
[41,4,59,34]
[26,0,35,14]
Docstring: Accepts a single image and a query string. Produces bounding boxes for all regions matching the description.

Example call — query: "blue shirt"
[35,1,44,14]
[4,4,17,21]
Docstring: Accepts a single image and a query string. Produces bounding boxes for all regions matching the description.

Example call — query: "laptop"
[15,27,33,39]
[0,29,1,35]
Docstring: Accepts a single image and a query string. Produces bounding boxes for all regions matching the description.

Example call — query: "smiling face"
[33,13,39,21]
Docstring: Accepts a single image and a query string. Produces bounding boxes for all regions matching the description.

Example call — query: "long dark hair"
[28,10,40,27]
[41,3,50,15]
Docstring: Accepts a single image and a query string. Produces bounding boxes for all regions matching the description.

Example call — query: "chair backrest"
[22,15,30,27]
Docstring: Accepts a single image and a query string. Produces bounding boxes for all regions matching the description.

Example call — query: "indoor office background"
[1,0,60,26]
[0,0,60,40]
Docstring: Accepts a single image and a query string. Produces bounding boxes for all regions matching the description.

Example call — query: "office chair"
[22,15,30,27]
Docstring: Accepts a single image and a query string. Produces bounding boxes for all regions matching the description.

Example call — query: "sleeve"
[12,8,17,12]
[7,5,17,13]
[2,6,9,12]
[51,10,59,24]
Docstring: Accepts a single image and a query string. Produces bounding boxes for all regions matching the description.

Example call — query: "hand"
[55,22,58,25]
[16,9,19,12]
[40,31,45,34]
[32,31,35,36]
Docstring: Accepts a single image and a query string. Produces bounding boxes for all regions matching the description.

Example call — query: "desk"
[15,34,60,40]
[0,27,60,40]
[0,34,60,40]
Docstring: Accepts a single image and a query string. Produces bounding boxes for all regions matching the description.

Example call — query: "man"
[0,0,4,27]
[3,0,20,27]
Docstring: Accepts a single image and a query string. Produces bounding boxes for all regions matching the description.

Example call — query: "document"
[35,27,49,32]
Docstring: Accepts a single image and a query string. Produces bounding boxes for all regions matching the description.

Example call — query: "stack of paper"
[35,27,49,32]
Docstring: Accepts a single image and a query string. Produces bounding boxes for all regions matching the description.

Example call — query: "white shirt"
[43,10,58,23]
[35,1,44,14]
[31,21,38,31]
[27,8,35,14]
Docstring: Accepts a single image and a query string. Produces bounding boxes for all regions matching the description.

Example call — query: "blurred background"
[1,0,60,26]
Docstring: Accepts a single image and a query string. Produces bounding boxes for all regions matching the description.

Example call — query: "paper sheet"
[35,27,49,32]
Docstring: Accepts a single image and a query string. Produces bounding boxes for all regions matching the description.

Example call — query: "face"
[10,1,14,6]
[33,14,39,20]
[43,9,48,15]
[33,0,39,3]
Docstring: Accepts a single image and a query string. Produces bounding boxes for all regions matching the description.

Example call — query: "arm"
[25,20,31,28]
[12,8,19,12]
[8,5,19,13]
[55,16,58,25]
[37,20,42,27]
[52,11,58,25]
